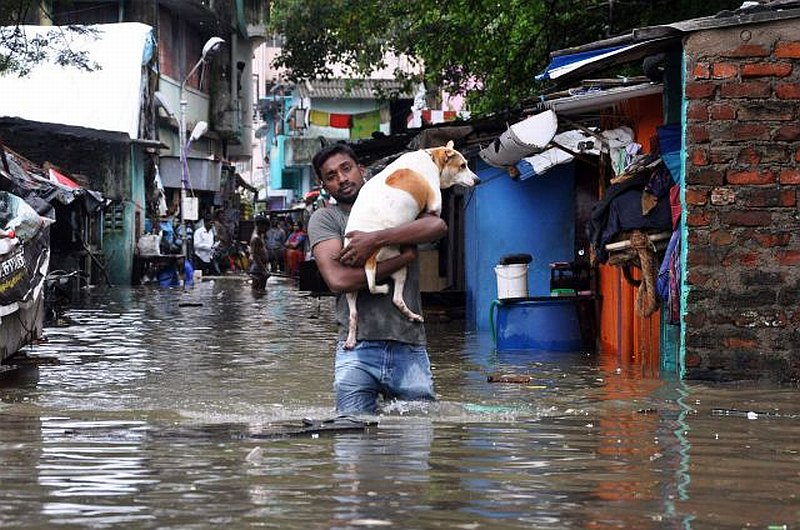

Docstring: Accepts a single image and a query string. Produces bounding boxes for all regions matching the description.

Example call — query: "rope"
[629,230,659,317]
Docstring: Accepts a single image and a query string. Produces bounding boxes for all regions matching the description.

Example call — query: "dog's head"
[427,141,480,189]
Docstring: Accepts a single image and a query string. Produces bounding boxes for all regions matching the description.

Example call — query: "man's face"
[317,153,364,205]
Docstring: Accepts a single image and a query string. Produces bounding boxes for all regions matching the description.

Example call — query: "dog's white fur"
[343,141,479,348]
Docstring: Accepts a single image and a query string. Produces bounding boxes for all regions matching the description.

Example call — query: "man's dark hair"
[311,143,359,180]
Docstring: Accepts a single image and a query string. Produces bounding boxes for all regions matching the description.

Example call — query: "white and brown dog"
[343,141,479,348]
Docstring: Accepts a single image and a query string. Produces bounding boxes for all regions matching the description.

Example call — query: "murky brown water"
[1,277,799,529]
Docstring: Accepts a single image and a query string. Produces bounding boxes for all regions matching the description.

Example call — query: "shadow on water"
[1,279,800,528]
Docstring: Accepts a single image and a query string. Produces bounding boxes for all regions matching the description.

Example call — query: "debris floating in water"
[487,373,532,384]
[245,446,263,464]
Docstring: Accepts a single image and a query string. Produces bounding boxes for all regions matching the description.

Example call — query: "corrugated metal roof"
[542,1,800,86]
[297,79,414,99]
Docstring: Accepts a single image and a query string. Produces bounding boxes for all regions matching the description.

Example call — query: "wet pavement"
[1,277,799,529]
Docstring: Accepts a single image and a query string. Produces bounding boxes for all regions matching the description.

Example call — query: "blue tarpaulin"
[536,45,629,81]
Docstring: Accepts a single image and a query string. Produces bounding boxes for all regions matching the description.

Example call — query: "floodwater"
[1,277,799,529]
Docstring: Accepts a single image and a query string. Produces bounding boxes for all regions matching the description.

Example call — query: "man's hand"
[339,230,381,267]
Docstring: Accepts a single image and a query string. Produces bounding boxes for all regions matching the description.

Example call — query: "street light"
[179,36,225,259]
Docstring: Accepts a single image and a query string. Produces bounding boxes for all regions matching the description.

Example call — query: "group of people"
[141,208,242,286]
[247,216,308,289]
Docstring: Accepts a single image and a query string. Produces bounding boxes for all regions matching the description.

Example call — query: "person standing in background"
[249,216,270,290]
[283,221,307,276]
[265,219,286,273]
[193,213,218,275]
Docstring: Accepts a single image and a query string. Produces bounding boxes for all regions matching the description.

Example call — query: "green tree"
[269,0,741,115]
[0,1,99,76]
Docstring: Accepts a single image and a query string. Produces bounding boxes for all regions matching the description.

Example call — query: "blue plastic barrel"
[491,296,593,352]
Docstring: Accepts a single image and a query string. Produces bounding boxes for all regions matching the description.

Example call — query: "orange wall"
[597,93,663,371]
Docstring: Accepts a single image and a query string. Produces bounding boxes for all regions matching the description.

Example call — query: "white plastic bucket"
[494,263,528,299]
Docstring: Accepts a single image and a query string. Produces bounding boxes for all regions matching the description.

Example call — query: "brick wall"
[683,19,800,381]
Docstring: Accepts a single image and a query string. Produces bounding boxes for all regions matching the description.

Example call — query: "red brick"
[742,62,793,78]
[686,102,708,121]
[775,41,800,58]
[685,188,708,205]
[687,124,710,143]
[727,170,775,185]
[775,83,800,99]
[687,211,712,227]
[737,102,794,122]
[722,250,759,267]
[776,125,800,141]
[779,169,800,184]
[687,168,723,186]
[687,246,718,265]
[721,44,771,57]
[709,103,736,120]
[722,210,772,227]
[741,188,797,208]
[710,229,733,246]
[692,62,711,79]
[720,82,771,98]
[691,148,709,166]
[781,189,797,207]
[778,250,800,266]
[712,62,738,79]
[685,82,716,99]
[737,147,761,165]
[754,232,791,247]
[725,337,759,349]
[728,123,771,141]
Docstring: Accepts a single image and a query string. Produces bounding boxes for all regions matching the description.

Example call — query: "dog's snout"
[473,175,481,185]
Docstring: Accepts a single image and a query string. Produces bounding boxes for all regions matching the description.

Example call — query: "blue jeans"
[334,340,436,414]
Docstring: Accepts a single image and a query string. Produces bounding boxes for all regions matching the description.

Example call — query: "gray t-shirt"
[308,205,426,345]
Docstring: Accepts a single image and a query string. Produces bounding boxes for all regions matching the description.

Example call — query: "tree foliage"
[0,1,99,76]
[269,0,742,115]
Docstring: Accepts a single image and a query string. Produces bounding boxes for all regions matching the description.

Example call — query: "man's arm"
[338,213,447,267]
[313,237,418,294]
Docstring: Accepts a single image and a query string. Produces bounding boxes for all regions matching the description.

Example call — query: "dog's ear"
[445,140,454,149]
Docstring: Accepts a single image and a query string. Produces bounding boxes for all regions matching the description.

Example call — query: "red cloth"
[285,249,304,275]
[328,113,352,128]
[49,168,80,189]
[669,184,681,230]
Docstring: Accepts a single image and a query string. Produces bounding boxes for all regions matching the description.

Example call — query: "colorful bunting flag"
[329,113,352,129]
[351,110,381,140]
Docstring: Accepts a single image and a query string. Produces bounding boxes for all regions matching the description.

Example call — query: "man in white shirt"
[193,214,218,275]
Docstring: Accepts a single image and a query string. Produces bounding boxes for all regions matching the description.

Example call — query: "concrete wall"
[683,19,800,381]
[465,161,576,331]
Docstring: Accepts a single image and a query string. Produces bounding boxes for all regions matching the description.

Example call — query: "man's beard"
[333,193,357,205]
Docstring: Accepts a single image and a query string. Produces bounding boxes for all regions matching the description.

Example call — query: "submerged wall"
[683,19,800,381]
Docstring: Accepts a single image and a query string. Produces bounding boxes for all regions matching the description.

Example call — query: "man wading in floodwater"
[307,144,446,414]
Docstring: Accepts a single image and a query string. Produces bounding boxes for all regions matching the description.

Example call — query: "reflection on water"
[0,277,799,528]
